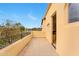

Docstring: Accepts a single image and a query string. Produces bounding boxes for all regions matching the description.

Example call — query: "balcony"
[0,31,58,56]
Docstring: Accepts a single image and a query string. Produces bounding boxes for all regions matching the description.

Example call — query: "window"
[69,3,79,23]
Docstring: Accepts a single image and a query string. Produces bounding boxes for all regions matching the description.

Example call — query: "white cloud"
[27,14,37,21]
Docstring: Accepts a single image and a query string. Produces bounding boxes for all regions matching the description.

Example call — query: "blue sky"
[0,3,48,28]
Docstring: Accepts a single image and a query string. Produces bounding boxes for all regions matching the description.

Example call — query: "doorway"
[52,12,56,49]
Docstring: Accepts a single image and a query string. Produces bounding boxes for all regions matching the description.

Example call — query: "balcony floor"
[18,37,58,56]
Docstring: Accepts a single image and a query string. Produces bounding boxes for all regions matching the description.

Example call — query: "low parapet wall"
[0,34,32,56]
[32,31,45,38]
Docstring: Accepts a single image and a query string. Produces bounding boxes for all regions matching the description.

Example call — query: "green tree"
[5,19,13,28]
[0,19,27,49]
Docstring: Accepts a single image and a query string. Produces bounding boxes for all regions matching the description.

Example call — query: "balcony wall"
[0,33,32,56]
[32,31,45,38]
[0,31,45,56]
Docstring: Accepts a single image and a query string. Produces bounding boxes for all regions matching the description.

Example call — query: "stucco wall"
[32,31,45,38]
[0,34,32,56]
[60,22,79,56]
[55,4,79,56]
[42,3,79,55]
[43,3,70,55]
[42,19,46,34]
[43,4,58,44]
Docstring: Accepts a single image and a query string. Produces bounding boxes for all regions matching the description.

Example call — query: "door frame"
[51,11,57,49]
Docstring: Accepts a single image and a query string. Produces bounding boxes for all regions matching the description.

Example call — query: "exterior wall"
[61,22,79,56]
[42,20,46,32]
[0,34,32,56]
[32,31,45,38]
[57,4,79,55]
[42,3,69,55]
[42,19,47,38]
[42,3,79,55]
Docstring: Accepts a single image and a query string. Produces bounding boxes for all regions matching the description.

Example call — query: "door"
[52,12,56,49]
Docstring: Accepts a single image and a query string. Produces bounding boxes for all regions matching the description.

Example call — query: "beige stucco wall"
[42,3,79,55]
[0,34,32,56]
[42,20,46,33]
[32,31,45,38]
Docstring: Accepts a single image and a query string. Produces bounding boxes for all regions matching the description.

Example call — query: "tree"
[32,28,42,31]
[0,19,27,48]
[14,22,21,28]
[20,26,25,32]
[20,26,25,38]
[5,19,13,28]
